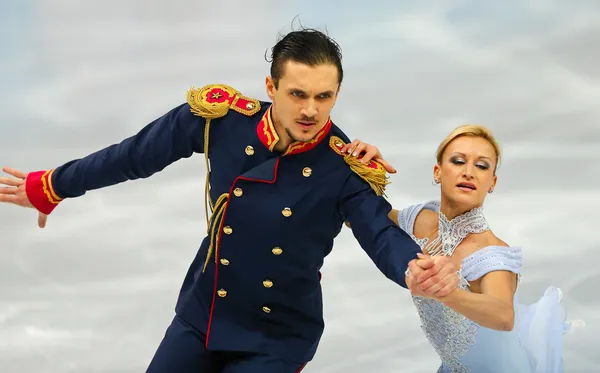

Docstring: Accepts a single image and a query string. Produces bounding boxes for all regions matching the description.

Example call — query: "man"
[0,28,459,372]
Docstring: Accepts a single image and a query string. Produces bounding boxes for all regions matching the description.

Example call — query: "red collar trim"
[256,106,332,156]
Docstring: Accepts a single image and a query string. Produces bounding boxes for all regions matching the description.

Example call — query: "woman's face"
[435,136,498,211]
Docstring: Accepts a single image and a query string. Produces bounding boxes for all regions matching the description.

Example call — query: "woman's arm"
[432,270,518,331]
[388,208,400,225]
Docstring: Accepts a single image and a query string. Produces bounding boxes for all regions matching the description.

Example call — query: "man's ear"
[265,76,276,100]
[332,83,342,108]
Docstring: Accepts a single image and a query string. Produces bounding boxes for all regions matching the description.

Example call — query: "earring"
[488,189,494,194]
[432,179,440,186]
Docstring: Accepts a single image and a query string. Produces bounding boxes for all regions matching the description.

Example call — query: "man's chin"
[288,129,316,143]
[291,133,317,143]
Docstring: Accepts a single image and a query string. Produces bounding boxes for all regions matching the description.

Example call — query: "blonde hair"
[435,124,502,173]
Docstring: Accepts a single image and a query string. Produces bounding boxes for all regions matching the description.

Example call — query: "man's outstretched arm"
[1,102,205,217]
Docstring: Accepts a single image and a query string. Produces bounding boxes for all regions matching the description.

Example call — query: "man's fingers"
[0,176,23,187]
[0,194,19,203]
[38,213,47,228]
[2,167,27,179]
[0,187,17,194]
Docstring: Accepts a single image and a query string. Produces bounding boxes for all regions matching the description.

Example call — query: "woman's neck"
[439,197,482,221]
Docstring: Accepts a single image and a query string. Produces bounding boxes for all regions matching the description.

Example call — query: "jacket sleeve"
[338,173,420,288]
[25,103,206,215]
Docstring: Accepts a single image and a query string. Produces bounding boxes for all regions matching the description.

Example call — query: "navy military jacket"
[25,84,421,364]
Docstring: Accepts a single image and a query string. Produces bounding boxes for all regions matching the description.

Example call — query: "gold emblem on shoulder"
[186,83,261,119]
[329,136,389,196]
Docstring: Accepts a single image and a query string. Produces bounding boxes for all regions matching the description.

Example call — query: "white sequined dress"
[398,200,577,373]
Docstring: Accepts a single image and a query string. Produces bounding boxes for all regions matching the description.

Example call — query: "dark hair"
[266,24,343,88]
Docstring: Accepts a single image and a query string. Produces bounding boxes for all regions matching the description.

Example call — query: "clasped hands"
[405,253,459,299]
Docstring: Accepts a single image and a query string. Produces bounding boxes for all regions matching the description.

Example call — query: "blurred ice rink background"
[1,1,599,372]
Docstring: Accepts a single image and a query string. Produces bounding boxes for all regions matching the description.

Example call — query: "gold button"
[245,145,254,156]
[220,258,230,266]
[302,167,312,177]
[246,102,255,110]
[335,141,343,147]
[281,208,292,217]
[262,306,271,314]
[217,289,227,297]
[272,247,283,255]
[223,226,233,235]
[233,188,243,197]
[263,280,273,288]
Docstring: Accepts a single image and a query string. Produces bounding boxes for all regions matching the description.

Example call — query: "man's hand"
[406,253,459,298]
[0,167,48,228]
[340,139,397,174]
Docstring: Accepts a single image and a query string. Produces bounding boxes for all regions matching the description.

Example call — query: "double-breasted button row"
[231,187,292,217]
[222,211,289,236]
[240,144,313,179]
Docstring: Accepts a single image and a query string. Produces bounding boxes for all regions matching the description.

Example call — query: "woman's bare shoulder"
[413,208,438,239]
[464,230,511,254]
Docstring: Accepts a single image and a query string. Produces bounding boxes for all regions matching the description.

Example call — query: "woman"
[343,125,583,373]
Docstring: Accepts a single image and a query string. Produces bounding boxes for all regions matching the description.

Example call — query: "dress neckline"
[415,203,490,257]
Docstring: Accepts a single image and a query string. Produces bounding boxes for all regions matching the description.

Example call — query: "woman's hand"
[340,139,397,174]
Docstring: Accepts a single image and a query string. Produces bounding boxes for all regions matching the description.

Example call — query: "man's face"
[266,60,340,146]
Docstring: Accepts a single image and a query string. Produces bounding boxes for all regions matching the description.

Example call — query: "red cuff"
[25,169,63,215]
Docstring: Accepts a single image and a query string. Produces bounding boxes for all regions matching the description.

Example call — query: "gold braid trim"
[187,85,231,119]
[203,193,229,272]
[186,84,261,229]
[41,169,63,204]
[203,119,213,224]
[329,136,390,196]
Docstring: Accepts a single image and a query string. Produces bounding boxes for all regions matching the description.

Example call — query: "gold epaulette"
[329,136,390,196]
[186,84,261,119]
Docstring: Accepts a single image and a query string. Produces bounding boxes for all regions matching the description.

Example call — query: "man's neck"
[270,107,293,153]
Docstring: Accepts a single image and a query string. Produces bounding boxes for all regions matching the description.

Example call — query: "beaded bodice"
[407,202,490,373]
